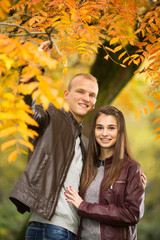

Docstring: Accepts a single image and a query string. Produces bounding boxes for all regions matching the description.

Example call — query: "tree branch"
[0,22,31,34]
[0,22,62,57]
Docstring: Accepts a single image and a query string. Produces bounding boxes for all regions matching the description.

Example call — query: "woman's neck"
[99,148,114,160]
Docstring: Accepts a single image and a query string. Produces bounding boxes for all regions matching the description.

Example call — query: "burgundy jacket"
[77,156,145,240]
[10,103,88,220]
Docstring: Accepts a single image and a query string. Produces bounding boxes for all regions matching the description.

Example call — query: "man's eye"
[89,94,96,98]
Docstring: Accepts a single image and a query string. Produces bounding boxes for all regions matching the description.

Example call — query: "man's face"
[64,77,98,124]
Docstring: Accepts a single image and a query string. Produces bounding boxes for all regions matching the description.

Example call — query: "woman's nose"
[102,129,108,136]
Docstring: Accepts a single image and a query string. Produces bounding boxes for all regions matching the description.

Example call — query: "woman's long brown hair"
[80,105,133,195]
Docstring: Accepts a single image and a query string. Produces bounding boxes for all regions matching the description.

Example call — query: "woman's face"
[95,114,118,151]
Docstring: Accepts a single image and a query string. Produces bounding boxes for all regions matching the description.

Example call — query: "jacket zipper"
[99,162,106,240]
[124,227,127,240]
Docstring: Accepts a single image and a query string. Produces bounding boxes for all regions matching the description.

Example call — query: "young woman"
[65,105,145,240]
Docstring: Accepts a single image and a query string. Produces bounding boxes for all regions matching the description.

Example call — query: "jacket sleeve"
[18,70,50,134]
[77,163,145,227]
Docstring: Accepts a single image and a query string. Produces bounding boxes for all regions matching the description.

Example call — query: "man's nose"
[82,93,90,102]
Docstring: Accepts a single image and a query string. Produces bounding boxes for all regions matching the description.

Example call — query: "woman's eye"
[96,126,103,130]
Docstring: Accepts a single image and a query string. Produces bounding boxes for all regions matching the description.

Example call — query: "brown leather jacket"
[77,156,145,240]
[10,103,88,220]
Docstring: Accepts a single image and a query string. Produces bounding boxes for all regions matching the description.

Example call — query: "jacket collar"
[60,107,83,135]
[97,155,113,167]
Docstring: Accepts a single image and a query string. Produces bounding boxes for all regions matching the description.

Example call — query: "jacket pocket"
[31,153,49,184]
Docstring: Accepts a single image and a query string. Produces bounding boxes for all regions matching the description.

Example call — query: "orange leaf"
[153,127,160,134]
[135,108,142,119]
[143,106,148,116]
[147,101,155,113]
[154,134,160,141]
[152,92,160,101]
[153,117,160,124]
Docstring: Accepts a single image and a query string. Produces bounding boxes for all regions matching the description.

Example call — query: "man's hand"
[38,40,53,56]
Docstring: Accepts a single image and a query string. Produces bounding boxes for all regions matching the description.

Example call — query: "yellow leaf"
[135,108,142,119]
[40,95,50,110]
[63,67,68,76]
[131,54,139,59]
[18,82,39,95]
[120,64,126,68]
[118,51,126,60]
[8,150,18,163]
[19,149,28,155]
[123,56,129,64]
[110,38,119,45]
[18,139,34,151]
[1,139,17,151]
[147,101,155,113]
[114,45,122,52]
[104,55,109,60]
[143,106,148,116]
[0,126,17,138]
[105,46,115,53]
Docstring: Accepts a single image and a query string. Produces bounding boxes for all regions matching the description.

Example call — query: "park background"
[0,0,160,239]
[1,60,160,240]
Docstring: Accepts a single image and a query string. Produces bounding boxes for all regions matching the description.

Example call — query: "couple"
[10,45,146,240]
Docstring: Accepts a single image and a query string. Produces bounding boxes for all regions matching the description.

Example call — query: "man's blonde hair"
[68,73,98,90]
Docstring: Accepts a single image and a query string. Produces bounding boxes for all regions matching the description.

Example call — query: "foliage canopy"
[0,0,160,161]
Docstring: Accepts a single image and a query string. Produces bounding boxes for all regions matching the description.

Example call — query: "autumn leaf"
[0,126,17,138]
[143,106,148,116]
[114,45,122,52]
[110,38,119,45]
[147,101,155,113]
[1,139,17,151]
[153,117,160,124]
[153,127,160,134]
[135,108,142,119]
[8,150,18,163]
[0,0,11,20]
[118,51,127,60]
[152,92,160,101]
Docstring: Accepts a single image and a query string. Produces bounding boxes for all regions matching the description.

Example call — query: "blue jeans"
[25,222,77,240]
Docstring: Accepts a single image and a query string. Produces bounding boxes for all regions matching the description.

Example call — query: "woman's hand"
[141,171,147,189]
[64,186,83,209]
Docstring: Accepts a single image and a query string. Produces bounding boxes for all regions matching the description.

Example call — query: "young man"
[10,71,99,240]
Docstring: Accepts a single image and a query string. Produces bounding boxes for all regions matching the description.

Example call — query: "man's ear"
[64,89,69,100]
